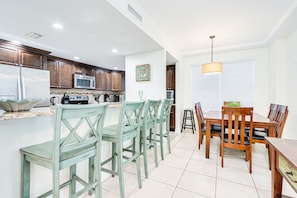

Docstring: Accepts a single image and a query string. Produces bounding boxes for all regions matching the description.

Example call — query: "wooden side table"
[265,137,297,198]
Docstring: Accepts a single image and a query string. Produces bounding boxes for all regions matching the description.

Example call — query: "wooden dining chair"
[194,102,221,149]
[220,106,254,173]
[100,101,145,198]
[252,104,288,143]
[268,103,278,120]
[20,103,108,198]
[274,104,289,138]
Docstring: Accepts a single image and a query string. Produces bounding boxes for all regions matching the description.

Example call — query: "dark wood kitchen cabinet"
[19,50,44,69]
[95,69,119,91]
[105,71,112,91]
[0,39,49,69]
[47,58,73,88]
[111,71,122,91]
[166,65,175,90]
[167,65,176,131]
[73,63,94,76]
[95,69,107,90]
[0,44,18,65]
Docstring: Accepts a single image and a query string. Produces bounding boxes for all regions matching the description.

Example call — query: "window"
[191,60,255,112]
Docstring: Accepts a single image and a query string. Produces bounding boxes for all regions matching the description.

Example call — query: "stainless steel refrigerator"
[0,63,50,107]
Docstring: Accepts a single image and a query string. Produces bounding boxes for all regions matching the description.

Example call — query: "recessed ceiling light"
[114,67,118,70]
[112,49,118,53]
[53,23,63,29]
[73,56,80,60]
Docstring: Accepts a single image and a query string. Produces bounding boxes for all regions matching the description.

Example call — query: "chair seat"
[21,141,96,169]
[211,124,222,132]
[252,129,268,140]
[222,133,250,145]
[102,125,138,141]
[200,125,221,135]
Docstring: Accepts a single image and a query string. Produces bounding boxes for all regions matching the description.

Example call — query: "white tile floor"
[85,129,297,198]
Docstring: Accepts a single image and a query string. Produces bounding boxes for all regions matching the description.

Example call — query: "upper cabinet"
[0,39,50,69]
[0,44,18,65]
[73,63,94,76]
[166,65,175,90]
[94,69,123,91]
[46,58,73,88]
[111,71,122,91]
[95,69,107,91]
[19,50,44,69]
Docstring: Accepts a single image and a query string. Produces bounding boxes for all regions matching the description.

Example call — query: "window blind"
[191,60,254,112]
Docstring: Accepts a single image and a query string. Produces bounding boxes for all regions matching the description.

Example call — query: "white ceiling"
[1,0,297,70]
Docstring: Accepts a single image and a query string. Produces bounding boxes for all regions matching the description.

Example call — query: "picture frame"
[136,64,150,81]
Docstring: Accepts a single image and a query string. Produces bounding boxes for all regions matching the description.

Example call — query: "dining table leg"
[206,121,211,158]
[267,126,276,170]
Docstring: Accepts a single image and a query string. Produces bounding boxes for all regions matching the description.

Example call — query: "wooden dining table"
[204,111,278,159]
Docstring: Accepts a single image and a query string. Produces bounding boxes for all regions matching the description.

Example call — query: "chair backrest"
[54,103,108,158]
[158,99,173,123]
[274,105,288,138]
[143,99,161,128]
[221,106,253,148]
[118,101,145,136]
[194,102,205,128]
[268,103,278,120]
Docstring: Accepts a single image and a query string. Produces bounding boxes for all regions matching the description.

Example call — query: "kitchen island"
[0,103,122,197]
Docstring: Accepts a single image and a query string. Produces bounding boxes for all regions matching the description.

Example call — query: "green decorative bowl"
[0,99,42,112]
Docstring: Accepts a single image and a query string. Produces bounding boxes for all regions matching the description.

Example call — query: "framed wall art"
[136,64,150,81]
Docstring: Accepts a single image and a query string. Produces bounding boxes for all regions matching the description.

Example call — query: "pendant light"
[202,35,223,74]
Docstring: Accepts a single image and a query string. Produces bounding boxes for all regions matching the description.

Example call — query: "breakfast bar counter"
[0,102,122,121]
[0,103,122,197]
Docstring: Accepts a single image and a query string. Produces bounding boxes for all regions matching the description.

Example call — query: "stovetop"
[68,95,89,104]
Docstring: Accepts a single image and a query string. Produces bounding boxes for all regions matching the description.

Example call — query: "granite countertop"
[0,102,122,121]
[0,107,55,121]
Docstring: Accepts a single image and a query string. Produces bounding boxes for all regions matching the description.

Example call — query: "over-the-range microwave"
[74,74,95,89]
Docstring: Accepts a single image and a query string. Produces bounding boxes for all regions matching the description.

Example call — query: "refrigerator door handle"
[21,76,25,99]
[17,77,22,100]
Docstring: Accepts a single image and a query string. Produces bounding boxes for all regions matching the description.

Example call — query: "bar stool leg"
[181,110,186,132]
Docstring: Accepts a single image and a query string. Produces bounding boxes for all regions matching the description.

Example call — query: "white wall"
[125,50,166,101]
[285,28,297,139]
[181,30,297,139]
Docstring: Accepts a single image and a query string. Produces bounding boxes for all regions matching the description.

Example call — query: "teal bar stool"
[20,103,108,198]
[101,101,145,198]
[152,99,173,160]
[140,99,161,178]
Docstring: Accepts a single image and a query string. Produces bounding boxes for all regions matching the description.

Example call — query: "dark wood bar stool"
[181,108,196,133]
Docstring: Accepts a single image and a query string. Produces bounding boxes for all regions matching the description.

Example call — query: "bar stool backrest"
[158,99,173,123]
[118,101,145,137]
[54,103,108,164]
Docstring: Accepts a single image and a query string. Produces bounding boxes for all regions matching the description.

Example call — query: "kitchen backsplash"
[50,88,124,105]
